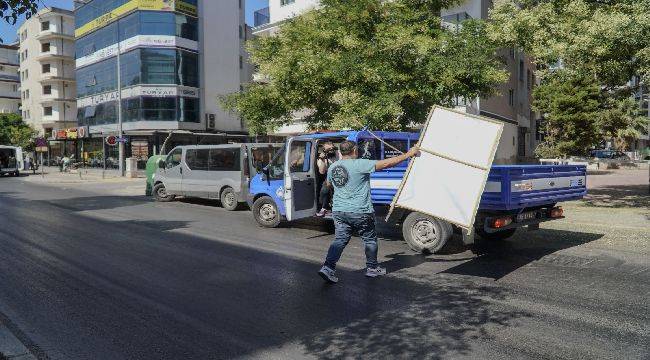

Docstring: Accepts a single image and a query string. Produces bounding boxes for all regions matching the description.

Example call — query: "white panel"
[395,152,487,227]
[420,107,502,168]
[391,106,503,230]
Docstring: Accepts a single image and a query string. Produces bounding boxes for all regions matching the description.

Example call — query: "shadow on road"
[582,185,649,209]
[35,195,152,212]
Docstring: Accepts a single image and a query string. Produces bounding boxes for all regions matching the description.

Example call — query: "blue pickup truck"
[247,131,587,253]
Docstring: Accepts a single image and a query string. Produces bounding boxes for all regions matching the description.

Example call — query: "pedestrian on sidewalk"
[318,140,420,284]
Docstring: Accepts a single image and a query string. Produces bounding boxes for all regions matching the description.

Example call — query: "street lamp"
[73,0,125,176]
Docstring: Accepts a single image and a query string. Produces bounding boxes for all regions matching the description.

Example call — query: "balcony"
[36,30,75,41]
[39,74,76,83]
[0,74,20,83]
[0,90,20,99]
[36,52,74,62]
[40,96,76,104]
[254,7,270,27]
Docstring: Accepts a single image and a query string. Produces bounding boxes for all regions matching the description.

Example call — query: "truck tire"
[253,196,281,228]
[220,187,239,211]
[402,212,452,254]
[476,228,516,241]
[153,183,175,202]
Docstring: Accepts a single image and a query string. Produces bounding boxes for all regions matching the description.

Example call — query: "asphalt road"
[0,176,648,359]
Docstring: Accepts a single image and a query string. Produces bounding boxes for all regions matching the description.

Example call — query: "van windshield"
[250,145,280,173]
[0,149,17,169]
[265,147,285,180]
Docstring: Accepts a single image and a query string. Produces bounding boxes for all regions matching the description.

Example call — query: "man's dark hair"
[339,140,357,156]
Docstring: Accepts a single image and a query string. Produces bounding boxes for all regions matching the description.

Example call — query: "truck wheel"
[476,228,516,241]
[153,183,175,202]
[220,187,239,211]
[253,196,281,228]
[402,212,452,254]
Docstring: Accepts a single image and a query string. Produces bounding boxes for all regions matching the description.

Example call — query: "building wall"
[17,8,77,136]
[199,0,248,133]
[269,0,319,24]
[0,45,21,115]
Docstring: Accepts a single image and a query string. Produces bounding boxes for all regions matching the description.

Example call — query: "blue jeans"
[324,212,378,270]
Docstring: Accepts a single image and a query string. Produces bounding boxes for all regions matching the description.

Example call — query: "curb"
[0,324,36,360]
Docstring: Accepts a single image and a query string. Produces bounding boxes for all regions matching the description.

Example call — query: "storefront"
[48,126,90,165]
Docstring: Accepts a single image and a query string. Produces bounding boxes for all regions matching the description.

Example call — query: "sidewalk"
[22,166,144,184]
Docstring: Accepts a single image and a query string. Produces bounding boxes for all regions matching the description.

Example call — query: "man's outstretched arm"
[375,146,420,171]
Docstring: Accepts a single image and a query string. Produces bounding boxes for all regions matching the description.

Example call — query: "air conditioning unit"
[206,113,216,130]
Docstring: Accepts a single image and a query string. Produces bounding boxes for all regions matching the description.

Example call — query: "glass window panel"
[186,149,209,170]
[209,149,241,171]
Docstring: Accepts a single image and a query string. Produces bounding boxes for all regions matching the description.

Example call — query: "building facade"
[73,0,248,167]
[252,0,540,163]
[0,44,20,115]
[17,7,77,145]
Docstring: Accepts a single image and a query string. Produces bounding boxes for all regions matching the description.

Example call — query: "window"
[209,148,241,171]
[281,0,296,5]
[177,97,199,122]
[519,60,524,81]
[43,85,52,95]
[527,69,531,90]
[239,25,243,39]
[12,85,17,92]
[24,69,28,79]
[25,89,29,99]
[141,97,176,121]
[26,110,30,119]
[41,21,50,31]
[186,149,209,170]
[165,148,182,169]
[42,63,51,73]
[508,89,514,106]
[383,139,409,167]
[239,55,243,69]
[289,141,311,173]
[44,106,53,116]
[358,139,381,160]
[42,43,51,53]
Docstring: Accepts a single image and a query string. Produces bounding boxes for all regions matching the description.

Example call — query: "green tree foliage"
[1,0,39,42]
[488,0,650,153]
[533,74,601,157]
[0,113,36,149]
[223,0,508,134]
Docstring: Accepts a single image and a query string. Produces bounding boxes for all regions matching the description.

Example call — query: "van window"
[186,149,209,170]
[358,139,381,160]
[209,148,241,171]
[266,147,285,180]
[250,145,278,172]
[166,148,182,169]
[289,140,311,173]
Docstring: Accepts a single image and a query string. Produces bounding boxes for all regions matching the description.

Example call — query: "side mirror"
[158,159,166,169]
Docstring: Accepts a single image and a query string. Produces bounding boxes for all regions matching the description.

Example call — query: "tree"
[1,0,39,42]
[488,0,650,154]
[0,113,36,149]
[223,0,508,134]
[533,73,601,157]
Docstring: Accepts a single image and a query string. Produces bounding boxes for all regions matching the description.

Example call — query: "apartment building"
[0,44,20,115]
[17,7,77,146]
[252,0,540,163]
[73,0,249,167]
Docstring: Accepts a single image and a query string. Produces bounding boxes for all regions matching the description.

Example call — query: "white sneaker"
[365,266,387,278]
[318,265,339,283]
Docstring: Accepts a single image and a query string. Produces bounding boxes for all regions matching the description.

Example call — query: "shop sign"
[50,126,90,140]
[79,86,199,107]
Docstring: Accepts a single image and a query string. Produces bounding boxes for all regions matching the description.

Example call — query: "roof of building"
[0,44,19,50]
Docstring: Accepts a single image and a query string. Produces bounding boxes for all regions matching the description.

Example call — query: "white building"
[251,0,540,163]
[17,7,77,139]
[0,44,20,115]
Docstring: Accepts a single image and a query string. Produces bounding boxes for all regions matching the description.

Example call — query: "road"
[0,175,648,359]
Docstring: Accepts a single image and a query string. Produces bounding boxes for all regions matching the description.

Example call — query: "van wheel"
[14,170,19,177]
[220,187,239,211]
[153,183,175,202]
[402,212,452,254]
[253,196,281,228]
[476,228,516,241]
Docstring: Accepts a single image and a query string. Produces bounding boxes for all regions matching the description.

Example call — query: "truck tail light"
[550,207,564,218]
[491,217,513,228]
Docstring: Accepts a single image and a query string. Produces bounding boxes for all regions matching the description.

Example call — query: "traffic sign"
[35,137,47,147]
[36,146,48,152]
[106,136,117,146]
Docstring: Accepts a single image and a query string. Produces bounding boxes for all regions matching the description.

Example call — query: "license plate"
[516,211,537,222]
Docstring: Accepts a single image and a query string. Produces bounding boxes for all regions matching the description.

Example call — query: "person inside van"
[316,141,337,217]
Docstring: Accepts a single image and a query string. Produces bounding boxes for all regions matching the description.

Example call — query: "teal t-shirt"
[327,158,377,213]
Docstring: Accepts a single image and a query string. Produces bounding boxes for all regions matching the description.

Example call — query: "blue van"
[247,131,587,253]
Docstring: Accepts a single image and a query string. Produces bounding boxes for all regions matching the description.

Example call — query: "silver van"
[152,143,281,210]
